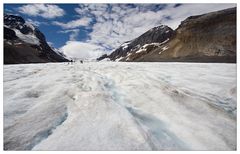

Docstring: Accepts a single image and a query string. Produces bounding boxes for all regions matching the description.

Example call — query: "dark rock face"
[100,25,174,61]
[100,7,236,63]
[97,54,108,61]
[4,14,69,64]
[4,27,17,40]
[4,43,49,64]
[130,26,174,46]
[4,15,25,29]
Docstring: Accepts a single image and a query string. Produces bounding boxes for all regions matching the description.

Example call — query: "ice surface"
[3,62,236,150]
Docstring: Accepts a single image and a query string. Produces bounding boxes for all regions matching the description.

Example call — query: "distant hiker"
[80,60,83,64]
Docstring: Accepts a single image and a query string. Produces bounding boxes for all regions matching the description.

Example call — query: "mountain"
[97,25,174,61]
[4,14,69,64]
[99,7,236,63]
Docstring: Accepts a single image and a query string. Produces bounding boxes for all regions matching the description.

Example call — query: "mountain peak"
[99,24,174,61]
[4,14,69,64]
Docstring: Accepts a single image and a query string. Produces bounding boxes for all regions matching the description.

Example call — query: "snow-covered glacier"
[3,62,236,150]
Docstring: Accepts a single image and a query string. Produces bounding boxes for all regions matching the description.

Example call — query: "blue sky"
[4,3,236,59]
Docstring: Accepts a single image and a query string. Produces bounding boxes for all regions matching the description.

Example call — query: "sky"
[4,3,236,59]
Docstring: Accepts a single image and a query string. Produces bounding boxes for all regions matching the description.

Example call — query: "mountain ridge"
[98,7,236,63]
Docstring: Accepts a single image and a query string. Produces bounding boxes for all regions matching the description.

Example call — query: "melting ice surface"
[3,62,236,150]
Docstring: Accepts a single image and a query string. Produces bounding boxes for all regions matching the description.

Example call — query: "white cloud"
[26,18,48,27]
[18,4,65,19]
[58,3,236,59]
[26,19,40,26]
[60,41,106,59]
[59,29,80,41]
[52,17,92,29]
[155,3,237,29]
[74,4,236,52]
[75,4,108,16]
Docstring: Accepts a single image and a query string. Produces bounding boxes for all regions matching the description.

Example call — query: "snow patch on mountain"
[100,58,111,62]
[120,41,131,50]
[115,56,124,62]
[25,22,35,31]
[13,28,40,45]
[159,46,169,54]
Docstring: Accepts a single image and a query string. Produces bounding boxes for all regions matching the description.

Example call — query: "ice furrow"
[99,73,187,150]
[4,62,236,150]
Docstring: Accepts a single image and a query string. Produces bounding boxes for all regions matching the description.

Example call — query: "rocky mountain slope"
[99,7,236,63]
[97,25,174,61]
[4,14,69,64]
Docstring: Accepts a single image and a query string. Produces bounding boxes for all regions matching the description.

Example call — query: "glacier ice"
[3,62,236,150]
